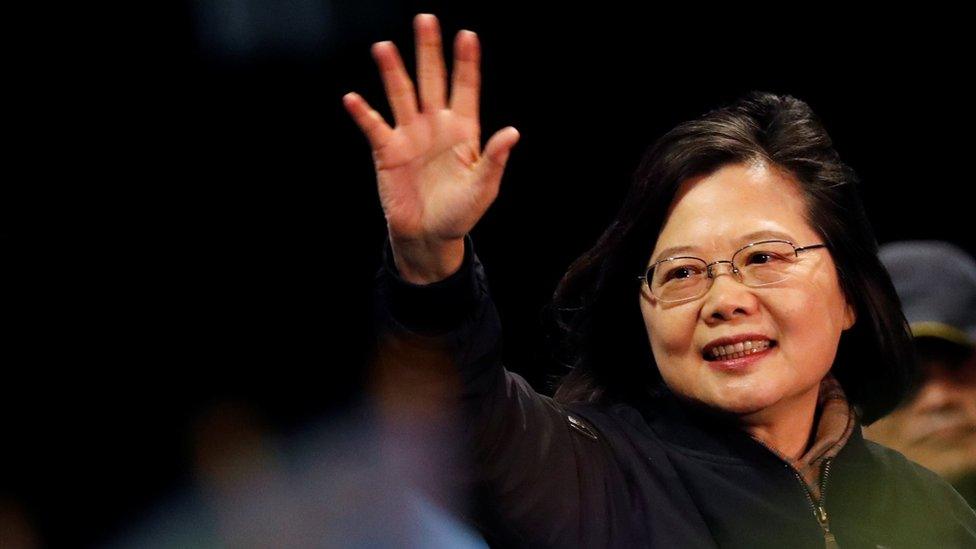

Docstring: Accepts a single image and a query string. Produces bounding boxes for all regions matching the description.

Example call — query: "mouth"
[907,422,976,448]
[703,339,778,361]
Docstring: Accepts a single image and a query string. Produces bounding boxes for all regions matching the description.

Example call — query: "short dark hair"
[542,91,915,425]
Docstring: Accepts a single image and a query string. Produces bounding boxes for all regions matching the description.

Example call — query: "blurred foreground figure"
[108,398,487,548]
[866,241,976,507]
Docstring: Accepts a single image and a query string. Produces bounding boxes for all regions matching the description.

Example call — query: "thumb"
[478,126,520,184]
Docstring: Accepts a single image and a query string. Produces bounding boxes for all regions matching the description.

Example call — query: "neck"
[738,387,820,461]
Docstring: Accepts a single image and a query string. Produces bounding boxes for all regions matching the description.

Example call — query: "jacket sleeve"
[371,233,587,546]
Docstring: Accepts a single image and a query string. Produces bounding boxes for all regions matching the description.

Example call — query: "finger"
[342,92,394,150]
[477,127,520,188]
[449,30,480,121]
[371,41,418,126]
[414,13,448,112]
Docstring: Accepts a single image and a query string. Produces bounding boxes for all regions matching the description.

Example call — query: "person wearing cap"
[865,241,976,507]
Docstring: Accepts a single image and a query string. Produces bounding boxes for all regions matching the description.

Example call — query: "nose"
[911,378,953,412]
[909,364,976,416]
[702,262,759,323]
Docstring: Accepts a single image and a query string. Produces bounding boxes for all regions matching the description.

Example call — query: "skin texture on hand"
[343,13,520,283]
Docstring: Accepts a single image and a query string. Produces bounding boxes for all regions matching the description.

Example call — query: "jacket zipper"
[792,457,838,549]
[751,437,839,548]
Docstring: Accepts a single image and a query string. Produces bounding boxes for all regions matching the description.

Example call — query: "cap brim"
[910,321,976,348]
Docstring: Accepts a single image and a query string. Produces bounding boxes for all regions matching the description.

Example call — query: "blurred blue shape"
[107,402,488,547]
[402,489,489,549]
[193,0,335,59]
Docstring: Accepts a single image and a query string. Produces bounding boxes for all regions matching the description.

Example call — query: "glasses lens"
[651,258,708,301]
[734,241,798,286]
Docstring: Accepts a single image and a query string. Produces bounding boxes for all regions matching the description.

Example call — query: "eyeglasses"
[637,239,828,303]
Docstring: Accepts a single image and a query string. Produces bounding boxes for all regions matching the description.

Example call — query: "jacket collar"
[635,375,871,474]
[754,375,858,497]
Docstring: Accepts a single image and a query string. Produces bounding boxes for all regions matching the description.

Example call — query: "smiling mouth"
[703,340,778,361]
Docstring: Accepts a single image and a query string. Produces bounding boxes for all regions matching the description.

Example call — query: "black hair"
[542,91,915,425]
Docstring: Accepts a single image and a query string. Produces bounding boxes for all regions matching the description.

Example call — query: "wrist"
[389,236,465,285]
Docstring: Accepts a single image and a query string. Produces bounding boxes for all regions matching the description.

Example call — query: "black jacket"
[373,233,976,548]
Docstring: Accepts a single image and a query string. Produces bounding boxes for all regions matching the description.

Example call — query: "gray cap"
[879,240,976,348]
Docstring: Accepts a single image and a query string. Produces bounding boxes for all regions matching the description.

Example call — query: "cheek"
[641,302,698,370]
[961,385,976,412]
[772,285,845,370]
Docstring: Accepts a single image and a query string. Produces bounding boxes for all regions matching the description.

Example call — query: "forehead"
[651,161,817,261]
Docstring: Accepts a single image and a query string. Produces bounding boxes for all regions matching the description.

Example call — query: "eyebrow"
[651,230,799,265]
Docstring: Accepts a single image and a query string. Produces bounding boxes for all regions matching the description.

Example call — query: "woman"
[345,14,976,548]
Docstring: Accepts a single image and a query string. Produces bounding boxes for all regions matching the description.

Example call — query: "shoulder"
[861,438,953,490]
[560,400,669,467]
[859,438,976,527]
[562,401,653,438]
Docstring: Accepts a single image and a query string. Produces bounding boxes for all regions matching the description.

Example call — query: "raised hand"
[343,13,520,283]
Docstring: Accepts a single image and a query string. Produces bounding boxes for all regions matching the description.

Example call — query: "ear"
[842,300,857,331]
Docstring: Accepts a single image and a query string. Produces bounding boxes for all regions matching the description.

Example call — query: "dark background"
[5,1,972,546]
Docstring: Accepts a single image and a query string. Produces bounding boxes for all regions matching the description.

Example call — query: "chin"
[703,382,784,417]
[706,398,769,416]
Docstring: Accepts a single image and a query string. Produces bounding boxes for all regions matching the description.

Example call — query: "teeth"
[709,340,771,360]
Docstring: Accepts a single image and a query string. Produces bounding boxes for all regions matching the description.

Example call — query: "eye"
[664,265,702,281]
[745,251,786,265]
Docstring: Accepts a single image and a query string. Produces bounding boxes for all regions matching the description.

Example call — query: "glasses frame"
[637,239,828,303]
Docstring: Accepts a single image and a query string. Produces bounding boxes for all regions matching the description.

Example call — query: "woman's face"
[639,161,856,420]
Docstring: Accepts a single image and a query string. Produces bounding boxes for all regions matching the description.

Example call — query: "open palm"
[343,13,520,244]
